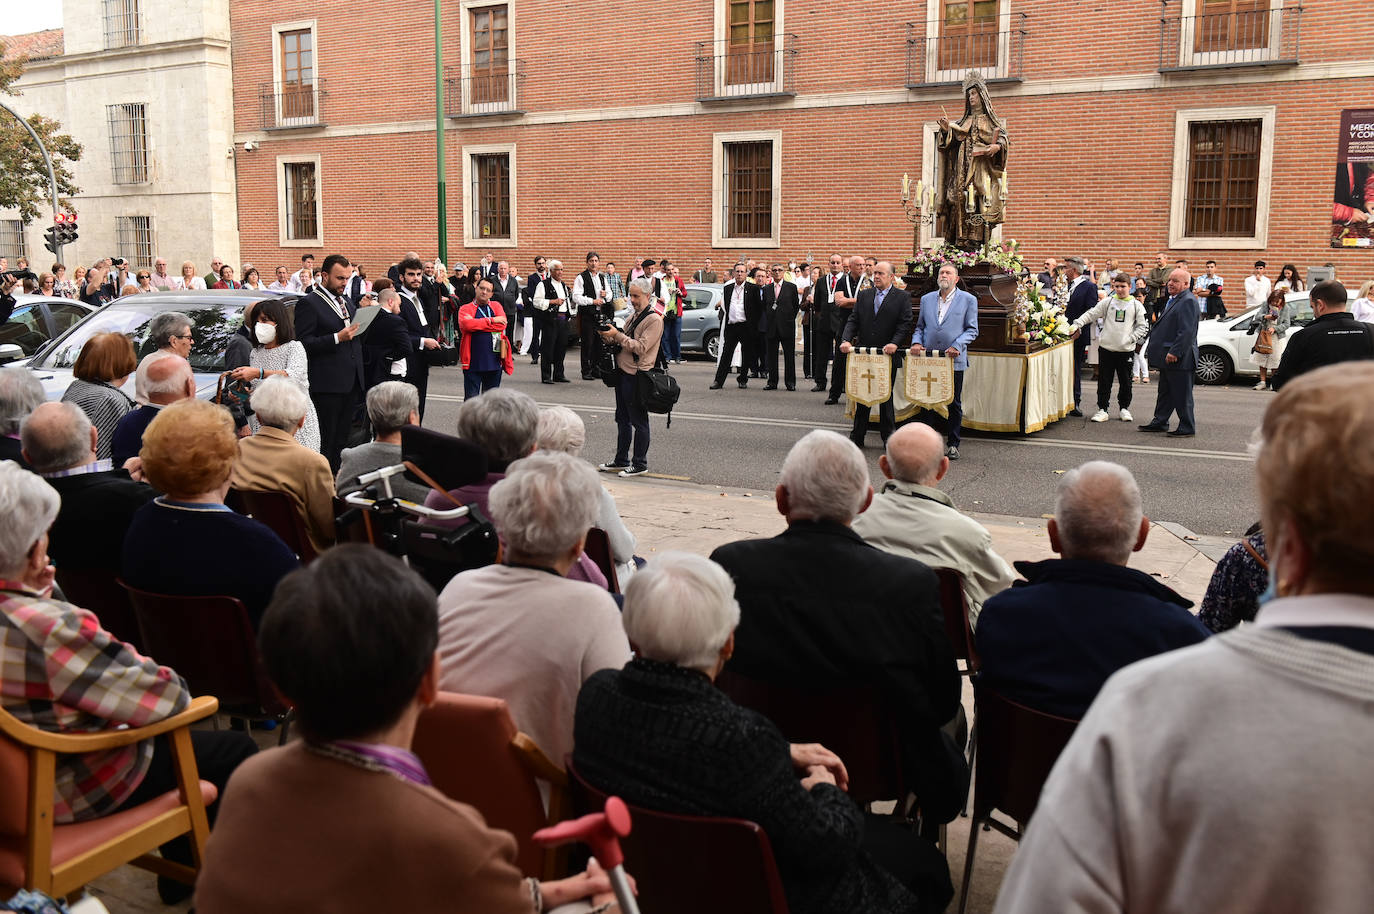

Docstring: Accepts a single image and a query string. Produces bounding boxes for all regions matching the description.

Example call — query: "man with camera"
[597,278,663,478]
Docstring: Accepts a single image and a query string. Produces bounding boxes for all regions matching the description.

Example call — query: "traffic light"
[43,224,57,254]
[56,212,78,246]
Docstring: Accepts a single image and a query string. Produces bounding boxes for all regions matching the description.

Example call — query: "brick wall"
[229,0,1374,293]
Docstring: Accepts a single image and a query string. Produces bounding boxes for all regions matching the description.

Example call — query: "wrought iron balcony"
[694,34,797,102]
[905,17,1025,88]
[444,60,526,118]
[258,80,326,130]
[1159,5,1302,72]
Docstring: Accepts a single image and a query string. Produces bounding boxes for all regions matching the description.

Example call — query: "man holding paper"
[294,254,365,472]
[910,263,978,460]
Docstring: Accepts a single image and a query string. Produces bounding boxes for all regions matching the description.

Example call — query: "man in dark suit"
[522,256,549,362]
[294,253,365,471]
[762,263,801,390]
[394,257,441,421]
[827,256,868,404]
[359,289,414,391]
[710,429,965,823]
[20,401,155,583]
[1140,268,1199,437]
[710,262,763,390]
[1063,257,1097,416]
[810,255,843,392]
[840,261,913,447]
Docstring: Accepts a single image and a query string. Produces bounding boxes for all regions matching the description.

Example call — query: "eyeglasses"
[174,333,193,340]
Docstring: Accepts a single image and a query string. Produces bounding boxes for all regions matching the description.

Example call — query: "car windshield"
[685,289,713,310]
[0,305,47,355]
[39,302,246,373]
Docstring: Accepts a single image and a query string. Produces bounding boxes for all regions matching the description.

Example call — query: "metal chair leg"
[957,814,982,914]
[962,717,978,817]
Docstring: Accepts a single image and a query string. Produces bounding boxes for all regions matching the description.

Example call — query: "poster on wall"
[1333,107,1374,248]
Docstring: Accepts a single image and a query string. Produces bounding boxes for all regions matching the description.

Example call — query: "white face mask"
[255,322,277,345]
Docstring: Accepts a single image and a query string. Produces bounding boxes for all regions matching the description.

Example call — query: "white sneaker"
[1253,381,1267,390]
[1090,409,1109,422]
[1119,408,1134,422]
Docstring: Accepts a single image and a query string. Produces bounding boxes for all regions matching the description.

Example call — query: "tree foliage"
[0,42,82,223]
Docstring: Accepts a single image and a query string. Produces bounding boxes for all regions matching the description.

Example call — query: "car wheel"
[1195,346,1232,385]
[704,330,720,361]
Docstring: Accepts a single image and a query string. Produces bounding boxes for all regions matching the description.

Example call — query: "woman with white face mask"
[229,296,321,452]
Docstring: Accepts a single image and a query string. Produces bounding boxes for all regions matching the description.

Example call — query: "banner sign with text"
[903,355,956,417]
[1333,107,1374,249]
[845,349,893,407]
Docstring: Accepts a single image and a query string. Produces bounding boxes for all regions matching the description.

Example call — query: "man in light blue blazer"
[910,263,979,459]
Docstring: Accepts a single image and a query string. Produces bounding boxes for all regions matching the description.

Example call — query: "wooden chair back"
[411,692,566,881]
[231,488,319,563]
[566,759,789,914]
[52,566,142,650]
[582,527,619,594]
[970,687,1078,825]
[936,568,979,673]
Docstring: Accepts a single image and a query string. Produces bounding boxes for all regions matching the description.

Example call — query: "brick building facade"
[228,0,1372,291]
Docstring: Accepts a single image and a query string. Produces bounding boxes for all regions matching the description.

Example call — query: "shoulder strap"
[1241,537,1268,571]
[403,460,463,508]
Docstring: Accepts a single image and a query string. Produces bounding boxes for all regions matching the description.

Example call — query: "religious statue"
[936,71,1010,250]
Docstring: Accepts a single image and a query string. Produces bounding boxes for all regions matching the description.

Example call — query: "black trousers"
[851,397,896,445]
[916,370,966,447]
[767,319,796,388]
[1097,349,1134,410]
[121,730,258,864]
[405,362,430,421]
[1150,367,1196,434]
[713,321,755,386]
[753,330,768,373]
[829,333,849,398]
[525,313,542,357]
[578,306,602,377]
[614,369,650,469]
[801,318,811,377]
[313,386,361,473]
[811,327,834,387]
[541,315,570,381]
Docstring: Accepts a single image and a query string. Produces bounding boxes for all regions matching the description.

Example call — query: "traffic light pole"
[0,100,63,263]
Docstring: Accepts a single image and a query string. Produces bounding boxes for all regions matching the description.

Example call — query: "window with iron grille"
[723,141,772,239]
[107,103,150,184]
[284,162,319,242]
[472,153,511,239]
[103,0,141,49]
[1184,119,1261,238]
[115,216,155,271]
[0,221,26,263]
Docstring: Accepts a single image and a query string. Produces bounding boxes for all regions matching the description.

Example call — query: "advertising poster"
[1333,107,1374,248]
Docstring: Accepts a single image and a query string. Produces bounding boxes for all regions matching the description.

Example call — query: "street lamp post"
[435,0,449,266]
[0,100,63,263]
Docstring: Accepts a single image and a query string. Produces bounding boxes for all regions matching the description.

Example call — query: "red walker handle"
[532,796,633,869]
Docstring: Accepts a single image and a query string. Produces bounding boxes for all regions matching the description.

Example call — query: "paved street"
[422,351,1268,537]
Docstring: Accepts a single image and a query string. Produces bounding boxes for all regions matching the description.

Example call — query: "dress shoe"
[824,396,839,405]
[530,356,539,364]
[763,384,777,390]
[1138,424,1167,432]
[709,382,724,390]
[582,374,595,380]
[1069,407,1083,417]
[811,384,826,392]
[738,380,748,389]
[541,379,554,385]
[1167,430,1195,437]
[946,446,960,460]
[554,377,571,383]
[786,385,796,391]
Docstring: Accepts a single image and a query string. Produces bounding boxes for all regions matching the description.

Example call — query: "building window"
[939,0,998,71]
[106,103,149,185]
[1193,0,1269,53]
[726,0,775,86]
[0,220,25,263]
[276,155,322,247]
[472,154,511,239]
[1168,106,1275,249]
[279,28,315,120]
[103,0,141,49]
[712,130,781,248]
[115,216,154,270]
[470,5,510,105]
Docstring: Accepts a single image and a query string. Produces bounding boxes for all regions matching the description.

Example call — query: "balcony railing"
[444,60,526,117]
[258,79,326,130]
[905,16,1025,88]
[1159,6,1302,72]
[694,34,797,102]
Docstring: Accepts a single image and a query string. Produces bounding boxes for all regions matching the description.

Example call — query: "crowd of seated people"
[3,350,1370,914]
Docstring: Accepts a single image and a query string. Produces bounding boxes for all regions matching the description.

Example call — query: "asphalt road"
[422,352,1268,537]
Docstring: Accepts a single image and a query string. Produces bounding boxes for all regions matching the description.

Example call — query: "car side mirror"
[0,343,24,365]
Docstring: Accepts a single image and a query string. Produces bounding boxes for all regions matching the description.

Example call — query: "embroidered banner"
[845,349,892,407]
[903,355,956,418]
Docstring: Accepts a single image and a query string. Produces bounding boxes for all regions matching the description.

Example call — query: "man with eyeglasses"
[763,264,800,390]
[149,258,175,290]
[522,256,549,361]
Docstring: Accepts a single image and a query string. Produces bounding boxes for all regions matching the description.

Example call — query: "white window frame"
[457,0,517,115]
[271,19,320,128]
[712,130,782,249]
[925,0,1012,84]
[917,123,1001,250]
[462,143,518,249]
[276,154,323,248]
[1168,105,1275,250]
[711,0,786,98]
[1176,0,1284,69]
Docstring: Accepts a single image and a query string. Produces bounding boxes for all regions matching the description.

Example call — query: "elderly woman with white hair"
[230,375,336,556]
[531,258,572,383]
[435,450,631,767]
[336,381,429,503]
[537,405,639,580]
[574,551,953,914]
[0,364,47,465]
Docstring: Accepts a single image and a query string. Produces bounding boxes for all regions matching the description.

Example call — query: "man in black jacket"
[710,430,965,824]
[827,256,868,404]
[394,257,441,420]
[840,261,913,447]
[294,253,365,471]
[763,264,801,390]
[810,255,844,392]
[1063,256,1097,416]
[1273,280,1374,390]
[710,262,764,390]
[360,289,415,391]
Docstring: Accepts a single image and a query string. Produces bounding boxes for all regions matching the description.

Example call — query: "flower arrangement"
[1012,275,1072,346]
[906,239,1025,277]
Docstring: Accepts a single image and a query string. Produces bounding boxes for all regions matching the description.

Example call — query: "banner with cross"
[844,348,893,407]
[903,355,956,417]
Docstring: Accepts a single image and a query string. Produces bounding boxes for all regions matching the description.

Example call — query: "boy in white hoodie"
[1071,274,1151,422]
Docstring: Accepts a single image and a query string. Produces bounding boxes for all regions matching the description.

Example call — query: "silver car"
[0,294,96,365]
[615,282,725,359]
[1192,289,1358,384]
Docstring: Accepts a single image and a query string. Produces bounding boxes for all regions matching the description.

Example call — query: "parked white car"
[1192,289,1352,385]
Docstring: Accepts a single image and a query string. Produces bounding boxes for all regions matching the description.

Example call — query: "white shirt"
[1352,297,1374,323]
[572,271,608,309]
[397,288,429,345]
[727,281,747,323]
[267,280,291,292]
[533,279,571,315]
[1245,274,1272,309]
[937,288,957,323]
[289,268,311,293]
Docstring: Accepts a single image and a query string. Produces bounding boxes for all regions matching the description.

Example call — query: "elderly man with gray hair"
[975,460,1209,719]
[336,380,429,503]
[112,354,197,466]
[230,376,337,557]
[0,364,46,466]
[853,423,1014,627]
[710,429,966,825]
[435,450,631,767]
[135,311,194,403]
